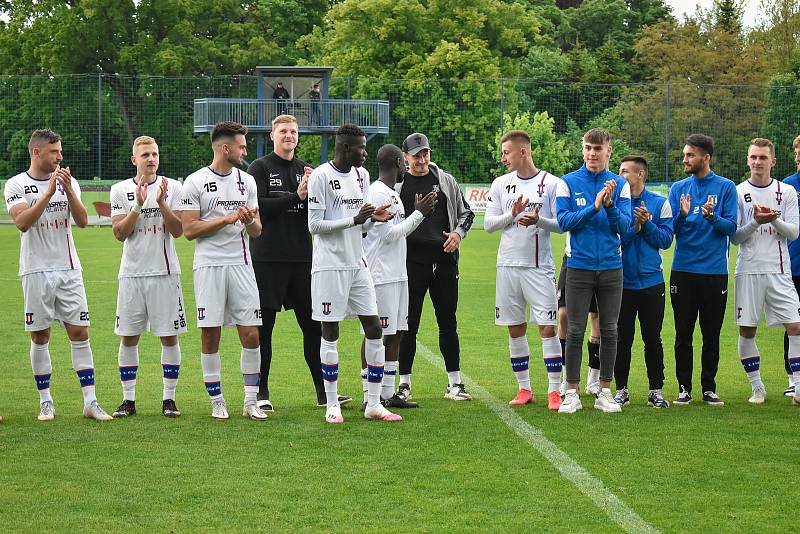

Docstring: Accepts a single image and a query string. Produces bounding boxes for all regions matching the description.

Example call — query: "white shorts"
[734,273,800,327]
[21,270,90,331]
[311,267,378,322]
[115,274,188,337]
[495,266,558,326]
[194,265,262,328]
[360,281,409,336]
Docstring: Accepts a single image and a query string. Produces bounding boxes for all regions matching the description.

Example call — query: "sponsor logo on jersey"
[197,307,206,320]
[25,312,34,325]
[45,200,69,213]
[333,196,364,209]
[380,316,389,329]
[308,196,319,204]
[322,302,332,315]
[208,198,247,211]
[181,198,192,205]
[7,194,21,203]
[112,203,123,211]
[269,173,280,178]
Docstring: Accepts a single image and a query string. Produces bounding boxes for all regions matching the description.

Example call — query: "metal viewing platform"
[193,98,389,136]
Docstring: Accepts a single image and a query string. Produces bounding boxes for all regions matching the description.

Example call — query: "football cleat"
[547,391,561,411]
[748,384,766,405]
[702,391,725,406]
[397,383,412,402]
[783,384,795,397]
[382,393,419,409]
[364,403,402,421]
[595,388,622,413]
[37,400,55,421]
[243,401,269,421]
[509,389,533,406]
[674,387,692,405]
[211,398,229,419]
[83,400,113,421]
[162,399,181,418]
[647,390,670,408]
[558,389,582,413]
[325,404,344,424]
[112,400,136,418]
[257,399,274,412]
[613,388,630,407]
[444,383,472,401]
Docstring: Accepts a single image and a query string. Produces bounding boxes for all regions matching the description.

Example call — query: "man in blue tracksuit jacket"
[556,128,632,413]
[613,155,673,409]
[782,133,800,396]
[668,134,737,406]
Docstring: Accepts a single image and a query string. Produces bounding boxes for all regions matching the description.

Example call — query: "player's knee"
[785,323,800,336]
[363,318,382,340]
[30,329,50,345]
[538,325,555,338]
[160,336,178,347]
[240,328,259,348]
[508,324,527,338]
[66,325,89,342]
[321,322,339,341]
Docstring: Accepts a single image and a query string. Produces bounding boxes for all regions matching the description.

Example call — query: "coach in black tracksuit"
[397,133,475,401]
[248,116,330,409]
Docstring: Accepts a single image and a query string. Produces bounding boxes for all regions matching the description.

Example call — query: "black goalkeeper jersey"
[248,152,312,263]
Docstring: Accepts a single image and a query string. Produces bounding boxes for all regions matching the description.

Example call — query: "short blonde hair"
[272,114,298,127]
[750,137,775,158]
[793,134,800,150]
[133,135,157,154]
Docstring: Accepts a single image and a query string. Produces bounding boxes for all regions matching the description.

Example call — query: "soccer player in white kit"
[308,124,398,424]
[733,137,800,405]
[484,130,564,411]
[4,129,112,421]
[109,136,186,418]
[361,144,436,409]
[178,121,267,421]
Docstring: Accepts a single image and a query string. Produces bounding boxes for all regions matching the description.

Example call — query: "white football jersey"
[110,176,182,278]
[735,179,799,275]
[4,172,83,276]
[307,162,370,272]
[176,166,258,269]
[486,169,560,271]
[363,180,421,284]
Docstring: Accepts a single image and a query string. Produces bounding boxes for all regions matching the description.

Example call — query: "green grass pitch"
[0,224,795,532]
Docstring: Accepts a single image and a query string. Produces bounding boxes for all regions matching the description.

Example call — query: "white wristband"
[245,218,256,227]
[132,203,142,214]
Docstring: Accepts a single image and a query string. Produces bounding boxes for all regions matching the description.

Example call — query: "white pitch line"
[416,341,659,534]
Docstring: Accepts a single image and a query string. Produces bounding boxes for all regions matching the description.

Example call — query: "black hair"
[686,134,714,157]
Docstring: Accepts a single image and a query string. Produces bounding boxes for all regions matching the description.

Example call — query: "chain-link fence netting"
[0,75,797,186]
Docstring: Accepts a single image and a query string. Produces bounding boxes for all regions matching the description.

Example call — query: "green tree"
[762,72,800,179]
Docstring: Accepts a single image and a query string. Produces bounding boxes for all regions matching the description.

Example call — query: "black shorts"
[557,255,598,313]
[253,261,311,312]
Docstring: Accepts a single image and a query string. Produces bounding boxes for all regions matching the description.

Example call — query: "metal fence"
[0,74,797,184]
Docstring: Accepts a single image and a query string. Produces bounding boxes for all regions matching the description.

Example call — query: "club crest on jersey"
[197,307,206,320]
[537,182,545,197]
[56,181,64,195]
[236,175,246,195]
[380,316,389,329]
[709,195,718,205]
[432,185,440,193]
[322,302,332,316]
[25,312,34,325]
[776,190,783,205]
